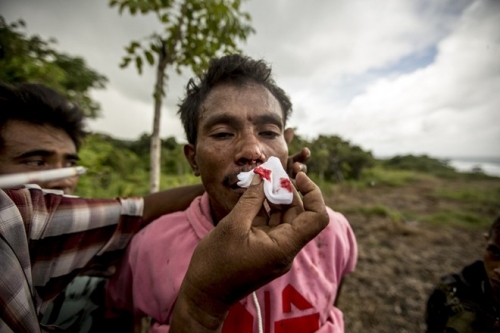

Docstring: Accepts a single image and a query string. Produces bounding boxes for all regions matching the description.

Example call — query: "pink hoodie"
[106,193,357,333]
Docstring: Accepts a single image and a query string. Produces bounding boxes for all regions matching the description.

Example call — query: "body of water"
[445,156,500,177]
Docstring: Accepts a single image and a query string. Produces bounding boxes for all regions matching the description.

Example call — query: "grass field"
[327,169,500,332]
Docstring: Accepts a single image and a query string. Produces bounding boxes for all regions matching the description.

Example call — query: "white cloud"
[2,0,498,158]
[88,85,186,141]
[291,0,500,157]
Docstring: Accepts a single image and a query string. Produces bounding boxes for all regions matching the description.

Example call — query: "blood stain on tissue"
[280,178,292,192]
[254,166,271,181]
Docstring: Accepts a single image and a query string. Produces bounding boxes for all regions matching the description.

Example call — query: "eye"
[65,160,78,167]
[211,132,234,139]
[488,246,500,259]
[22,159,46,167]
[260,131,280,139]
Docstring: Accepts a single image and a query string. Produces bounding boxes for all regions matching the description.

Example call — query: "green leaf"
[145,50,155,65]
[0,16,107,118]
[118,1,128,14]
[131,41,140,50]
[120,56,132,68]
[135,56,143,75]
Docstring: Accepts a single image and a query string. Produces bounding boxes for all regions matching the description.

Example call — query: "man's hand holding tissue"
[170,172,329,333]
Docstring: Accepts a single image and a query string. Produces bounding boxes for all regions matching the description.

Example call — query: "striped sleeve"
[12,187,143,300]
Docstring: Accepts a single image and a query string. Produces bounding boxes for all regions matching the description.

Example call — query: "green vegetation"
[110,0,254,192]
[74,133,500,231]
[382,154,455,176]
[0,16,107,117]
[433,186,500,206]
[322,169,500,230]
[75,133,197,198]
[421,210,485,228]
[344,204,403,223]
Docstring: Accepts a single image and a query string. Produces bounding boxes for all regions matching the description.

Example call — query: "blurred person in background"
[426,216,500,332]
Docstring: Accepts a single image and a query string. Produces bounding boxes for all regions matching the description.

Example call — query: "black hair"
[0,82,86,150]
[488,216,500,238]
[177,54,292,144]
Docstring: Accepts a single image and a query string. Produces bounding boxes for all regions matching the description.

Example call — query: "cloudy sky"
[2,0,499,158]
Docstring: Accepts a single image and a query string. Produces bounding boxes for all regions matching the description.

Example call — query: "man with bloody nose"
[106,54,358,333]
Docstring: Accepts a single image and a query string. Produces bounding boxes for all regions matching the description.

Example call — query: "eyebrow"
[202,113,284,130]
[15,149,80,161]
[254,114,284,129]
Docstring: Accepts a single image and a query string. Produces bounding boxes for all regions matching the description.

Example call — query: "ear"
[284,127,294,145]
[184,144,200,176]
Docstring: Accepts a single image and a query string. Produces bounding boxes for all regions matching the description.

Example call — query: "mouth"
[229,185,247,194]
[224,168,257,192]
[228,178,248,193]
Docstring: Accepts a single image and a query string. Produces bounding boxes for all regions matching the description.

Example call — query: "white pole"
[0,166,87,189]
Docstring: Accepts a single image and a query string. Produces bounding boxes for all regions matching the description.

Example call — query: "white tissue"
[236,156,293,205]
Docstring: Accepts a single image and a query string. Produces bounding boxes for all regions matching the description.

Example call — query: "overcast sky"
[2,0,499,158]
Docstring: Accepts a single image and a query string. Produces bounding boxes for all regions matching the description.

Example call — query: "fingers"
[292,161,307,175]
[293,147,311,165]
[287,172,329,242]
[219,174,265,231]
[252,202,271,227]
[287,147,311,178]
[295,172,326,214]
[266,180,303,228]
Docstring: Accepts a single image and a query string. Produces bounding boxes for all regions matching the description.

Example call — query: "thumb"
[219,174,265,231]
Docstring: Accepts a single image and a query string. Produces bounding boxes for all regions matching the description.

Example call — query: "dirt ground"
[326,180,492,333]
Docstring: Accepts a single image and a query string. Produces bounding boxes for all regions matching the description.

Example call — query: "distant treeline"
[75,132,490,198]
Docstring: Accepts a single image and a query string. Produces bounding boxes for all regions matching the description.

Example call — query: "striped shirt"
[0,185,143,333]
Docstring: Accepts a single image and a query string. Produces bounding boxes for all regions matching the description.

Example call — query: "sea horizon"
[444,156,500,177]
[375,155,500,177]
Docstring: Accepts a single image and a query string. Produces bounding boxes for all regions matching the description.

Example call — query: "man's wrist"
[170,281,230,333]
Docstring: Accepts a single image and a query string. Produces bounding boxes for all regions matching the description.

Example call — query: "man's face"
[484,229,500,301]
[184,83,288,222]
[0,120,80,194]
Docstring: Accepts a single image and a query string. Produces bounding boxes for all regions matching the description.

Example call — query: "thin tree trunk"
[149,43,168,193]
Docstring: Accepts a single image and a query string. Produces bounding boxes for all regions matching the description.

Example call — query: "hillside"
[328,173,500,332]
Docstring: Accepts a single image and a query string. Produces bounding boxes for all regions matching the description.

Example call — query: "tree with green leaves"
[0,16,107,118]
[109,0,255,192]
[308,135,374,182]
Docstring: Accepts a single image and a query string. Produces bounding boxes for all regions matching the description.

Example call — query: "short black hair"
[488,216,500,238]
[0,82,86,150]
[178,54,292,144]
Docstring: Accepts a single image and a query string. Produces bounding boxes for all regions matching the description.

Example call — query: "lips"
[226,168,253,189]
[230,186,247,194]
[225,166,259,189]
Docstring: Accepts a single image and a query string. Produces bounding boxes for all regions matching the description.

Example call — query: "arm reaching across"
[142,184,205,225]
[170,172,329,332]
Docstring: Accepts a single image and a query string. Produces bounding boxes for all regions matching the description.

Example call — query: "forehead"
[199,83,284,123]
[489,229,500,245]
[1,120,76,154]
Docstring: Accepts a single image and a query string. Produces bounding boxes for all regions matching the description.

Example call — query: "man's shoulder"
[324,206,354,232]
[140,208,191,234]
[319,207,358,268]
[436,261,485,296]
